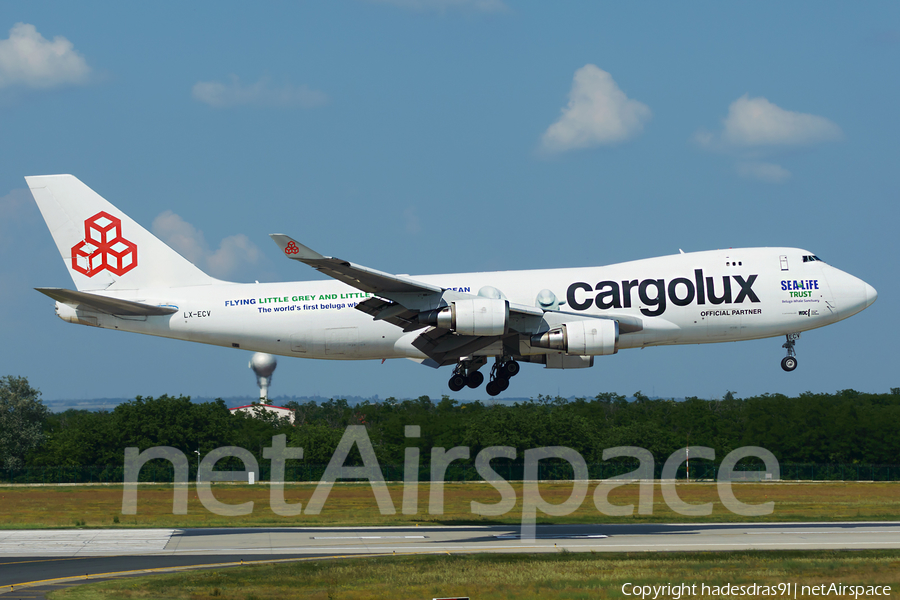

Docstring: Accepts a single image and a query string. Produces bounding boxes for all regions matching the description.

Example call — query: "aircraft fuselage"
[57,246,874,362]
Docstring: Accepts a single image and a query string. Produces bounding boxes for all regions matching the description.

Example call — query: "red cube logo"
[71,212,138,277]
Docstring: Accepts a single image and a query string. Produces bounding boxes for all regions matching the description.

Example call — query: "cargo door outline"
[290,333,308,353]
[325,327,359,356]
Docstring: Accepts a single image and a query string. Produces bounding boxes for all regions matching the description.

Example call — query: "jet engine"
[530,319,618,355]
[422,297,509,336]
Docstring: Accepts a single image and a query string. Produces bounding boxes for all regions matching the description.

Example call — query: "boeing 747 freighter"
[27,175,877,396]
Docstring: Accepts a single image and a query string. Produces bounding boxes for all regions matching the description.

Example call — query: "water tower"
[249,353,277,403]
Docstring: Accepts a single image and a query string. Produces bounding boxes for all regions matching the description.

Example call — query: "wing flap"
[411,327,503,366]
[355,297,426,332]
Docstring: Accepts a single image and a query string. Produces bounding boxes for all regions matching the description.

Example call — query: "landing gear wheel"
[448,373,467,392]
[501,360,520,378]
[466,371,484,389]
[487,357,515,395]
[781,333,800,373]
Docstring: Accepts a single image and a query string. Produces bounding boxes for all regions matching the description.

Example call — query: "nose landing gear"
[485,358,520,397]
[781,333,800,372]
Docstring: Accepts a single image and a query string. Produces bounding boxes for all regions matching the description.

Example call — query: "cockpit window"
[802,255,824,263]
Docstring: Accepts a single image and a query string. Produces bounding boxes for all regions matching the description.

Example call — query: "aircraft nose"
[825,268,875,319]
[864,281,877,308]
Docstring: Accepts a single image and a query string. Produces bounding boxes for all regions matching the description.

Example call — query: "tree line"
[3,375,900,471]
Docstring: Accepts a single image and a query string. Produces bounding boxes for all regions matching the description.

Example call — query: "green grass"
[2,481,900,529]
[47,550,900,600]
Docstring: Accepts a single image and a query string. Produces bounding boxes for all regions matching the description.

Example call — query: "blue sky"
[1,2,896,403]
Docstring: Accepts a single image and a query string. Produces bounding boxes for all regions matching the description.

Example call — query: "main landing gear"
[447,359,486,392]
[485,358,520,397]
[447,357,521,395]
[781,333,800,372]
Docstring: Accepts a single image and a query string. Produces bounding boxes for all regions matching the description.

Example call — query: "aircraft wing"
[269,235,639,364]
[35,288,178,316]
[271,234,545,316]
[269,234,443,296]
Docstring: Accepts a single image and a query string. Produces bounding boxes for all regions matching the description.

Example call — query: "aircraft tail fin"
[26,174,221,291]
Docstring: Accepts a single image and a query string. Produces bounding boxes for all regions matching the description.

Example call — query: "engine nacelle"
[434,297,509,336]
[530,319,618,356]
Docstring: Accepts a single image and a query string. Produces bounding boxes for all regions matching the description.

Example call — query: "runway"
[2,522,900,596]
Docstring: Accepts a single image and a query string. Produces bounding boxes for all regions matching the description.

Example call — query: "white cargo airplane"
[27,175,877,396]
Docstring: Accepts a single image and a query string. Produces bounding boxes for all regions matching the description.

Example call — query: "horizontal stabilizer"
[36,288,178,316]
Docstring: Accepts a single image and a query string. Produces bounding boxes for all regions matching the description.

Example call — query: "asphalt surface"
[2,522,900,597]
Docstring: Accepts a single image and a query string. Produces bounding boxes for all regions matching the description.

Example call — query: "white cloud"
[736,161,792,184]
[695,95,842,184]
[0,23,91,89]
[192,75,327,109]
[540,65,651,154]
[367,0,508,12]
[700,94,842,148]
[152,210,264,279]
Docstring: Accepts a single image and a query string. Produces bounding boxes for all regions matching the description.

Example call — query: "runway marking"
[0,549,546,594]
[494,534,608,539]
[744,530,900,535]
[5,523,900,595]
[158,539,900,555]
[0,556,99,566]
[4,528,900,595]
[0,529,175,554]
[311,536,427,540]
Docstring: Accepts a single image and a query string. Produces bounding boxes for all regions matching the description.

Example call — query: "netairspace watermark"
[622,582,892,599]
[121,425,782,540]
